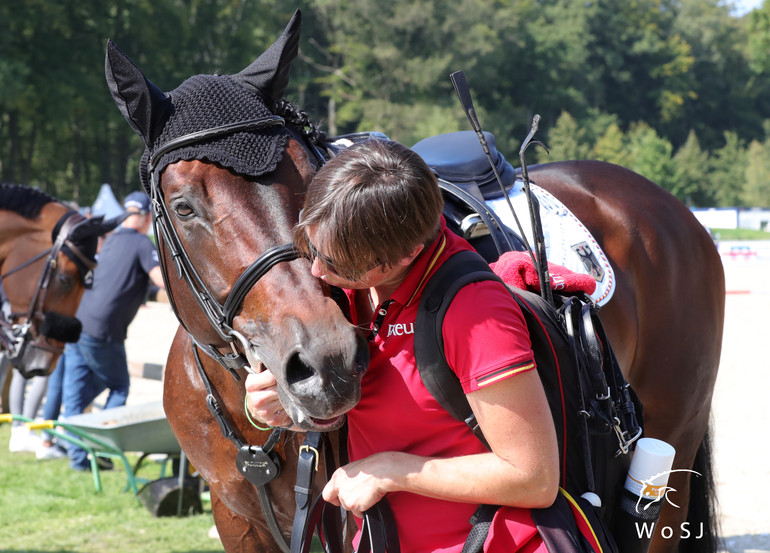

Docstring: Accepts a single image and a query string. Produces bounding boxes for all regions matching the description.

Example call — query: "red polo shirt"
[344,220,545,553]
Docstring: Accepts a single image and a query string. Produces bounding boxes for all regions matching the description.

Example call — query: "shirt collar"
[390,217,449,307]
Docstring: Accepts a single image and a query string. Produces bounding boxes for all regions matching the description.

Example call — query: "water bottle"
[612,437,675,553]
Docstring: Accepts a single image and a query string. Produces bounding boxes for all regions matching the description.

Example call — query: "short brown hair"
[294,140,444,279]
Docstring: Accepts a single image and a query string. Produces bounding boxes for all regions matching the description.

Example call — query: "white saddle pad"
[485,181,616,306]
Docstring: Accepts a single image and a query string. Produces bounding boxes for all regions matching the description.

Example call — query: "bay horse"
[105,10,723,553]
[0,184,120,380]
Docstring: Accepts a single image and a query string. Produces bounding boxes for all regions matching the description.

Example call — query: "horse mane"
[0,183,58,219]
[274,99,327,146]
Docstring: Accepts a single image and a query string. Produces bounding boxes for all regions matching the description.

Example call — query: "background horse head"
[0,184,120,377]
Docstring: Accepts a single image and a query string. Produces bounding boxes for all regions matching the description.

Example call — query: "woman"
[246,139,559,553]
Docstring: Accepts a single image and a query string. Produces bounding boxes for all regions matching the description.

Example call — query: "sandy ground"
[121,247,770,552]
[714,256,770,553]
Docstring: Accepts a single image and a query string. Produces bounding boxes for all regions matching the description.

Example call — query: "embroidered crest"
[571,241,605,282]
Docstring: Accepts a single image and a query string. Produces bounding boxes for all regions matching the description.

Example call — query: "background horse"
[105,11,723,553]
[0,184,119,384]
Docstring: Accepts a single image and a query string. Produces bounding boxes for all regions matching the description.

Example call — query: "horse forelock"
[0,184,56,219]
[141,73,290,194]
[51,213,100,280]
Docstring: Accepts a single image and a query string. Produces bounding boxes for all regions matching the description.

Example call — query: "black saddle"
[412,130,516,201]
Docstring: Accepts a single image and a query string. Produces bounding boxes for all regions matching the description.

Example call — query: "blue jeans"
[61,334,130,470]
[42,355,65,441]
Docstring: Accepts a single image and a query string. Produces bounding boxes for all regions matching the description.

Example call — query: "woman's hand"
[244,370,294,428]
[322,452,404,519]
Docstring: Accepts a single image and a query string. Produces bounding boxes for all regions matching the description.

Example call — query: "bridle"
[147,115,307,375]
[0,211,96,363]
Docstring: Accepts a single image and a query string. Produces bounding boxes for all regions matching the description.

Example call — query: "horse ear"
[235,9,301,102]
[71,213,129,239]
[99,213,131,234]
[104,39,171,145]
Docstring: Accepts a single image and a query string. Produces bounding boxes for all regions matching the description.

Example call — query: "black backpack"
[414,249,643,553]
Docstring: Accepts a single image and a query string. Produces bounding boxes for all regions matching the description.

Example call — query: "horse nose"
[284,335,369,399]
[353,341,368,375]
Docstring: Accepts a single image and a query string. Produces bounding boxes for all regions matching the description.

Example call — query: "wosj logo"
[630,468,705,540]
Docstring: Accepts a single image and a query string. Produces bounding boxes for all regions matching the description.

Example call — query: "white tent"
[91,183,124,219]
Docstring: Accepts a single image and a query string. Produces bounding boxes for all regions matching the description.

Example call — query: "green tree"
[592,123,629,167]
[671,130,711,205]
[709,131,748,206]
[539,111,591,163]
[743,138,770,207]
[672,0,757,148]
[626,123,675,189]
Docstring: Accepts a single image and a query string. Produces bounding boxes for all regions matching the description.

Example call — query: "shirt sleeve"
[442,280,536,393]
[138,237,160,275]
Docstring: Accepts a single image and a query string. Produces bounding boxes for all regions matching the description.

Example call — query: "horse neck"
[0,203,64,278]
[0,211,41,270]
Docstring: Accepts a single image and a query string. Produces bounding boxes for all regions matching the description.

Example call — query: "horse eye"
[56,273,76,293]
[173,201,195,219]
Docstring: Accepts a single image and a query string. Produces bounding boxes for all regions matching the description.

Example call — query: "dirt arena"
[124,243,770,552]
[714,253,770,553]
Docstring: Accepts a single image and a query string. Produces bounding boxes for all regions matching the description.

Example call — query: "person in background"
[53,191,164,471]
[1,276,54,456]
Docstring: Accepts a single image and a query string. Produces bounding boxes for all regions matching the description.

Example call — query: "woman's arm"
[322,368,559,518]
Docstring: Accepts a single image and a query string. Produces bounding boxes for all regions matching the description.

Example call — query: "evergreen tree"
[671,131,710,205]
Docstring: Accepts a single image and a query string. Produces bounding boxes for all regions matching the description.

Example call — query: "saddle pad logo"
[571,242,605,282]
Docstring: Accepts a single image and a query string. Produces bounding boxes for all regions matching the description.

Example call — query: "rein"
[0,211,94,358]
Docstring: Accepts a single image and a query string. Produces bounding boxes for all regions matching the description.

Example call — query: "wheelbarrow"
[25,401,201,515]
[0,411,128,494]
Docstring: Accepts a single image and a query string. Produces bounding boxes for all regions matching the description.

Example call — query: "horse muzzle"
[40,312,82,343]
[275,334,369,432]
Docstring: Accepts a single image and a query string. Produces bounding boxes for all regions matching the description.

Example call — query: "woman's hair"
[294,140,444,279]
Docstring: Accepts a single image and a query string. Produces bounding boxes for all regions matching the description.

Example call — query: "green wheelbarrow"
[25,401,182,504]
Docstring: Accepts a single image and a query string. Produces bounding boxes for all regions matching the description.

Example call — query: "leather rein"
[0,211,96,360]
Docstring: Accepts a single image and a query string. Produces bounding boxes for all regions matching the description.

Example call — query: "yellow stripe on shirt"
[475,361,535,388]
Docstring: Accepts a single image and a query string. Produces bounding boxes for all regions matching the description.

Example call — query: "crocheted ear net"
[140,73,288,193]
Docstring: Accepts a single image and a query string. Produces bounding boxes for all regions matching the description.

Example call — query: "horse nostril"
[285,351,318,389]
[354,344,369,376]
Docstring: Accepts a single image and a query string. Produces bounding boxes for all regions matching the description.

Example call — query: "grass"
[711,227,770,240]
[0,423,223,553]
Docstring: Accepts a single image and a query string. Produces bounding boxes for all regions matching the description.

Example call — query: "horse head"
[0,188,122,377]
[105,10,368,431]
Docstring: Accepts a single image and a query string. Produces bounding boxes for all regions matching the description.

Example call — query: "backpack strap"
[414,249,503,448]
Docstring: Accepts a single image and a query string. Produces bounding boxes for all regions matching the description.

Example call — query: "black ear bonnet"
[139,75,288,194]
[106,10,303,194]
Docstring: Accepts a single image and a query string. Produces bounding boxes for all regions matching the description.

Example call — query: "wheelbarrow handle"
[26,420,55,431]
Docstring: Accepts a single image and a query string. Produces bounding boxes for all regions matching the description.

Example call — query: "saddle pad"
[485,181,615,306]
